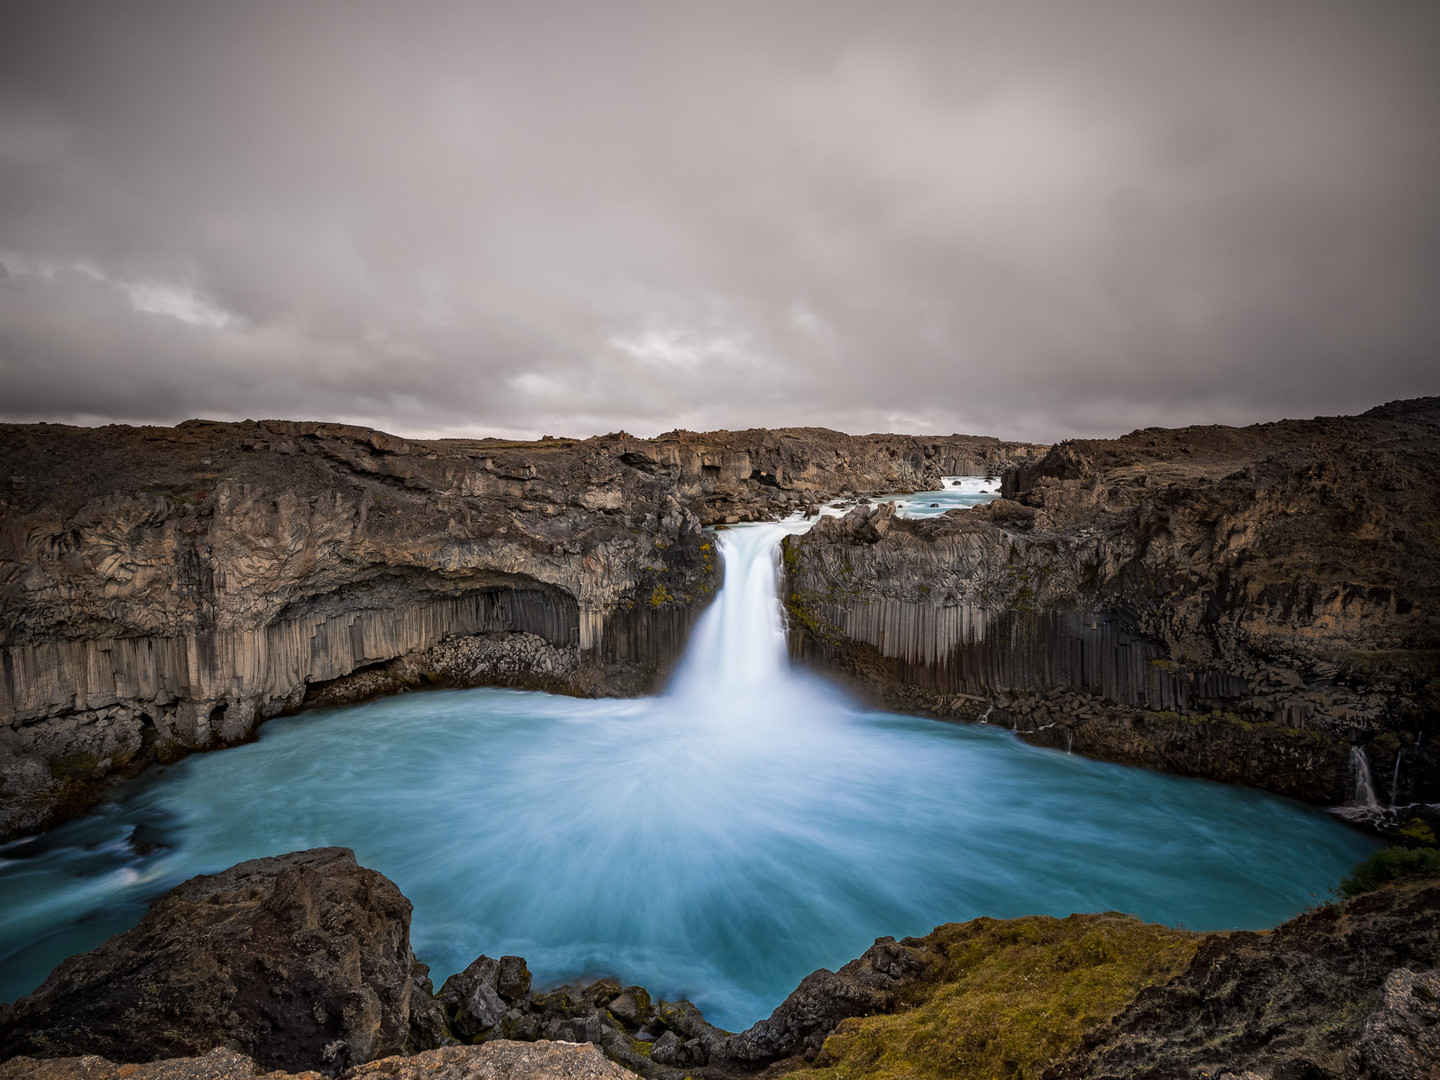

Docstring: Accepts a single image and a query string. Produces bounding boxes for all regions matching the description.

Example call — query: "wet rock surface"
[0,849,419,1075]
[784,397,1440,803]
[0,420,1039,841]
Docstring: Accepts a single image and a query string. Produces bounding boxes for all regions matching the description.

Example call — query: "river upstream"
[0,482,1377,1032]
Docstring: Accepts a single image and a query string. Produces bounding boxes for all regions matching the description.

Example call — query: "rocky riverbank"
[0,420,1041,841]
[2,848,1436,1080]
[783,398,1440,806]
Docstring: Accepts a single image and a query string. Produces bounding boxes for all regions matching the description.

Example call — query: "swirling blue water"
[0,523,1378,1031]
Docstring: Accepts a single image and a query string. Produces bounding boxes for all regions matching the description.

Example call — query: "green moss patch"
[1340,847,1440,898]
[788,913,1198,1080]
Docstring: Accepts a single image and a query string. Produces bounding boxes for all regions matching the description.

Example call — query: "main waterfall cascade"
[0,484,1379,1031]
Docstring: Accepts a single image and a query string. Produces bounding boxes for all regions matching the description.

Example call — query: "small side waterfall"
[1350,746,1380,809]
[1390,750,1403,808]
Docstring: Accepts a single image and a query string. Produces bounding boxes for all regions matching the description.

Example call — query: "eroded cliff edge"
[0,419,1040,839]
[783,398,1440,804]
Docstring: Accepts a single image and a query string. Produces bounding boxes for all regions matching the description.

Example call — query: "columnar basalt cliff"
[0,419,1041,840]
[783,398,1440,804]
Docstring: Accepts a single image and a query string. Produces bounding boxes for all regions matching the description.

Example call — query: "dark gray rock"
[496,956,532,1003]
[604,988,651,1028]
[0,849,417,1075]
[404,963,451,1052]
[717,935,930,1063]
[438,957,506,1040]
[648,1031,683,1067]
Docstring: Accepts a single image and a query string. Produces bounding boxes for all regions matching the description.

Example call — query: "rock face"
[0,849,421,1075]
[0,420,1040,840]
[1051,877,1440,1080]
[783,398,1440,803]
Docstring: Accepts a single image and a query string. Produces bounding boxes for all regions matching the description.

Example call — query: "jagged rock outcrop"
[783,398,1440,803]
[0,419,1040,841]
[0,849,421,1076]
[715,936,931,1065]
[1049,877,1440,1080]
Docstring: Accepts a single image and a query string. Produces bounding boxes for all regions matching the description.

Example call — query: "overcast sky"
[1,1,1437,443]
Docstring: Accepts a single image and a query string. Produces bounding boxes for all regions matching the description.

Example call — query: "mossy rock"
[786,913,1197,1080]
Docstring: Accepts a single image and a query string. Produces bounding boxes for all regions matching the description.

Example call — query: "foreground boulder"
[0,849,420,1075]
[0,1041,638,1080]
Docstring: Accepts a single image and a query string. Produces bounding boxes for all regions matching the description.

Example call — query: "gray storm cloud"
[1,0,1437,441]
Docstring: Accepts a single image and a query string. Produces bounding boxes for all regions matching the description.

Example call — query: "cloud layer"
[2,0,1437,441]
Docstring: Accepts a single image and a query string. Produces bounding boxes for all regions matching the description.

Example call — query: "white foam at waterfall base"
[0,513,1380,1031]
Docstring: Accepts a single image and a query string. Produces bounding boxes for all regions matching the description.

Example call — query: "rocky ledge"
[1,849,1436,1080]
[0,421,1040,841]
[783,397,1440,805]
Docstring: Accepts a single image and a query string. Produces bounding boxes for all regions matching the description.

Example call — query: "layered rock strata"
[0,420,1041,840]
[783,398,1440,803]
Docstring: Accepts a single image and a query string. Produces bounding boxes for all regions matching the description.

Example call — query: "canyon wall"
[784,398,1440,804]
[0,418,1042,839]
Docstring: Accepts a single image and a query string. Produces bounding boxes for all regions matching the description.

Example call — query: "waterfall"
[1349,746,1379,809]
[667,522,794,699]
[1390,750,1403,808]
[665,520,842,727]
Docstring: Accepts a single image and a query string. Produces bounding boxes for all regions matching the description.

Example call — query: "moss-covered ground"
[786,913,1198,1080]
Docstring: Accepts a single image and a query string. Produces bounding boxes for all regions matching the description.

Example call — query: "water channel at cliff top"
[0,480,1378,1031]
